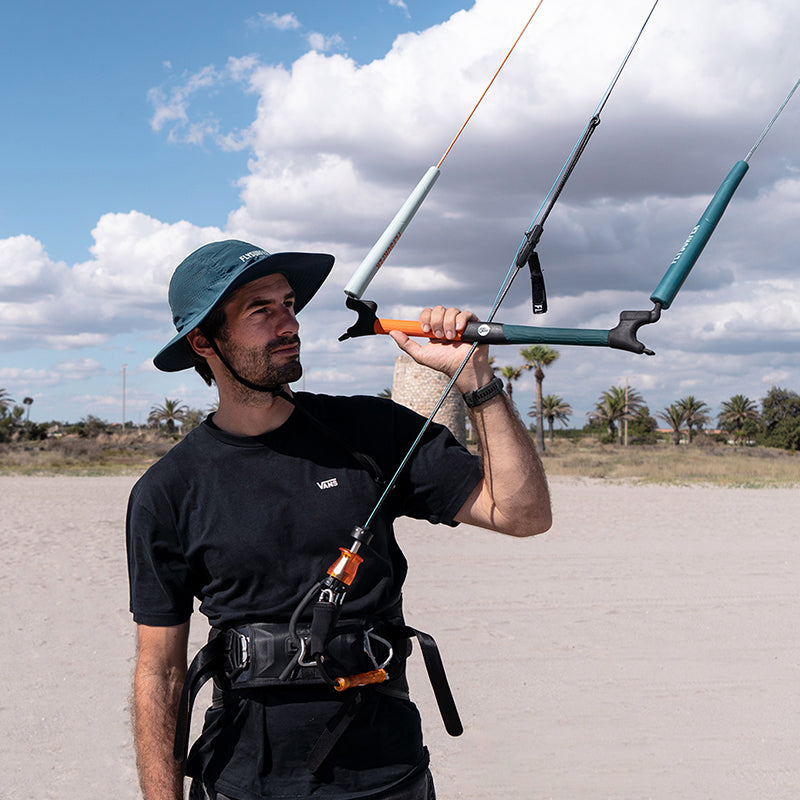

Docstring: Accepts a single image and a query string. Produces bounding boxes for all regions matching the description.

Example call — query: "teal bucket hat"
[154,240,335,372]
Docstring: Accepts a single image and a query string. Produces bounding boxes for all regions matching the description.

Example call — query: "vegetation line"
[2,376,799,486]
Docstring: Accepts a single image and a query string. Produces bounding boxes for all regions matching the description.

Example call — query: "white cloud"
[0,235,69,302]
[76,211,221,300]
[148,59,261,147]
[148,65,219,134]
[44,333,112,351]
[388,0,410,17]
[227,54,261,83]
[0,214,224,354]
[250,12,301,32]
[55,359,106,380]
[306,32,346,53]
[379,266,462,294]
[0,367,59,387]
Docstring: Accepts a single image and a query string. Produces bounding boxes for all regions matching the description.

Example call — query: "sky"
[1,0,799,429]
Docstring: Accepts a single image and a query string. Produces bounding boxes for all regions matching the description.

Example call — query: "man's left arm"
[389,305,551,538]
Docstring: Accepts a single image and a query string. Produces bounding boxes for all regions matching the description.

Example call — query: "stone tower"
[391,354,467,446]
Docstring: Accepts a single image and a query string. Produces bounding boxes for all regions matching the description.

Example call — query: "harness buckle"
[227,631,249,674]
[296,636,318,668]
[364,627,393,670]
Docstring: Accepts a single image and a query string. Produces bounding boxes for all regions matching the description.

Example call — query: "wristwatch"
[461,376,504,408]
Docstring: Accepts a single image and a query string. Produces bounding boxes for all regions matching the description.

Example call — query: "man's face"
[215,273,302,390]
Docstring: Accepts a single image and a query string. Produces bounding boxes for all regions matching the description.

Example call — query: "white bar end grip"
[344,166,441,298]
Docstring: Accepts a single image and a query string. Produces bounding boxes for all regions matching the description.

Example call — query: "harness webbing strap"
[174,634,227,764]
[306,690,366,773]
[401,625,463,737]
[305,623,462,773]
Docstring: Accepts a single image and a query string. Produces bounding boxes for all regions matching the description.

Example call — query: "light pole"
[122,364,127,430]
[624,378,629,447]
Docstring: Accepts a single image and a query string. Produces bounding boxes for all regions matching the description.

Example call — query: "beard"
[217,335,303,395]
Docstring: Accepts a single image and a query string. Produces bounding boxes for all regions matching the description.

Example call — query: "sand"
[1,474,798,799]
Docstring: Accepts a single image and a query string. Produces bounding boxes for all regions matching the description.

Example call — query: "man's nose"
[276,304,300,336]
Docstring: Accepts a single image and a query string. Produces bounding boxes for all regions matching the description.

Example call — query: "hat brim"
[154,251,335,372]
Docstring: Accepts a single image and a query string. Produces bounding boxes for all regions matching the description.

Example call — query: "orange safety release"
[333,669,389,692]
[326,548,363,587]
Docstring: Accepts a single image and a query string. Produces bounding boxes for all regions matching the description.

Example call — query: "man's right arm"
[133,622,191,800]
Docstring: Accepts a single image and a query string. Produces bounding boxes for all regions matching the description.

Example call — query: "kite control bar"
[340,76,800,360]
[338,152,775,357]
[339,295,661,355]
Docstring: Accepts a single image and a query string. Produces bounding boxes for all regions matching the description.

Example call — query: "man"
[127,239,551,800]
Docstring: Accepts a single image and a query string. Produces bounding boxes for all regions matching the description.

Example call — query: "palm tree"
[718,394,760,445]
[676,395,710,443]
[520,345,559,450]
[0,388,13,416]
[182,408,207,432]
[533,394,573,443]
[148,398,188,434]
[658,403,687,446]
[498,365,523,402]
[589,384,644,445]
[628,405,658,443]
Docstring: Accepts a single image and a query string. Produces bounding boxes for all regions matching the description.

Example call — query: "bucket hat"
[154,239,335,372]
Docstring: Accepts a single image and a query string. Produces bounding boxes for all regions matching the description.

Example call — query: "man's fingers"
[388,329,418,355]
[419,305,476,340]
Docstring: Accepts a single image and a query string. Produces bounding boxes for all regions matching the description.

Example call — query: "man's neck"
[211,385,295,436]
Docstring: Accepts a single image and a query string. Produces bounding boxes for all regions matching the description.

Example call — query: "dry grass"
[0,431,174,476]
[539,436,800,487]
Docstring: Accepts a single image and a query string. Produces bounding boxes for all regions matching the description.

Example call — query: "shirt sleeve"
[126,476,195,626]
[389,402,483,526]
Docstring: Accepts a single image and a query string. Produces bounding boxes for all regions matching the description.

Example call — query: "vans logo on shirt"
[316,477,339,490]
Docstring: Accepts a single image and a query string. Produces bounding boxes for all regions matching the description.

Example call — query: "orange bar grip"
[374,319,463,340]
[333,669,388,692]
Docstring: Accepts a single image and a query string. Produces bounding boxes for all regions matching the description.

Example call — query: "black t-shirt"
[127,393,482,800]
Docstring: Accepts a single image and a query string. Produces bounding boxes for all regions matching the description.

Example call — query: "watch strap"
[461,376,504,408]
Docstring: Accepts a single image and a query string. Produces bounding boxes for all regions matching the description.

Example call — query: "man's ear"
[186,328,215,359]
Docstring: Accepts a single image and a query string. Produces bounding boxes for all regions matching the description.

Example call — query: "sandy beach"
[1,474,798,799]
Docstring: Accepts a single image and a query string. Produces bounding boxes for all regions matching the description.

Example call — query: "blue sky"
[2,1,466,266]
[1,0,799,428]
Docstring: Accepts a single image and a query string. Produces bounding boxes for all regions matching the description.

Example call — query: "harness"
[174,609,462,773]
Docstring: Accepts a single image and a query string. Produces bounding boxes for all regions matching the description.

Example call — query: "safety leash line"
[436,0,546,169]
